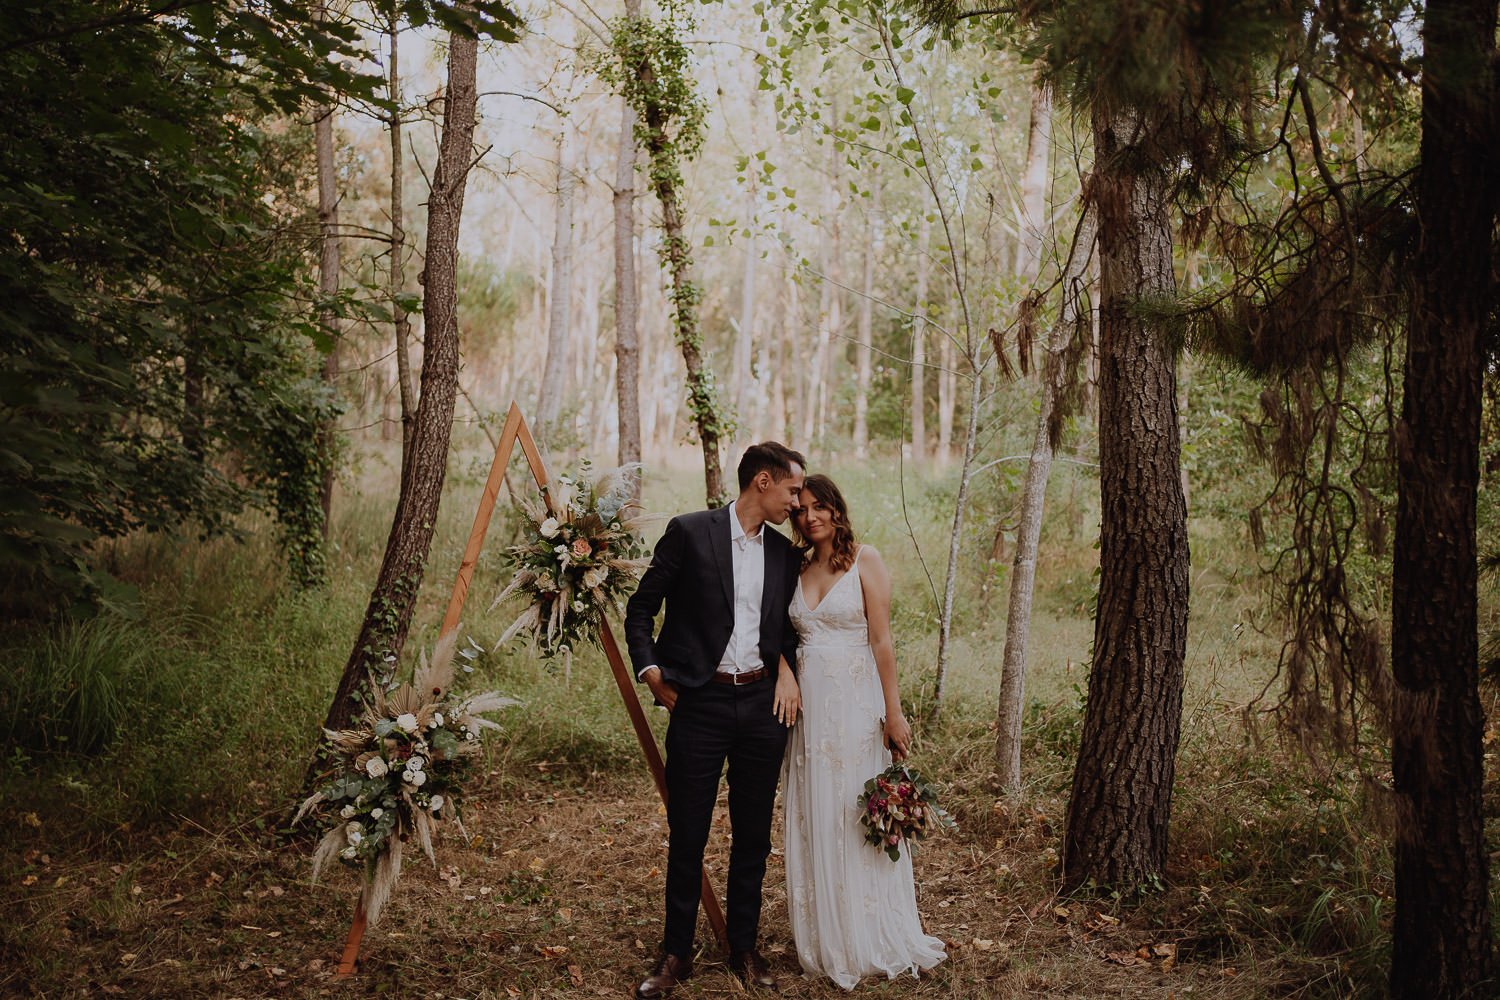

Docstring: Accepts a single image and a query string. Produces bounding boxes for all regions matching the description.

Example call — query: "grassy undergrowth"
[1,442,1496,998]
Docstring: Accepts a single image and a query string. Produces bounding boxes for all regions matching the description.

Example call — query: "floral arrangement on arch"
[857,763,957,862]
[294,633,517,927]
[491,463,651,664]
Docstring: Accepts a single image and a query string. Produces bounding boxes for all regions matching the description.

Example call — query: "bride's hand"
[883,712,913,761]
[774,669,801,727]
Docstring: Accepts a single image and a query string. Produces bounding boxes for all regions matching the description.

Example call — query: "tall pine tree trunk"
[613,89,641,473]
[388,12,416,485]
[538,128,574,432]
[313,0,340,544]
[996,206,1096,790]
[1389,0,1497,993]
[1062,105,1188,891]
[314,31,478,741]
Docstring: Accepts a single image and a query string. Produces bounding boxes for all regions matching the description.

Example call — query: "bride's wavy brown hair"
[792,474,858,572]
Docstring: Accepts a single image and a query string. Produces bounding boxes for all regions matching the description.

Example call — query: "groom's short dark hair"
[738,442,807,491]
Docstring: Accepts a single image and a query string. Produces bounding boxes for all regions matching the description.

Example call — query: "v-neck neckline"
[798,549,859,613]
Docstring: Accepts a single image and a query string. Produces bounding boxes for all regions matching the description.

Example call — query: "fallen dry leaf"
[568,963,584,987]
[539,945,569,958]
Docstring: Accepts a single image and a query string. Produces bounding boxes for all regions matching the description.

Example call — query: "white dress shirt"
[717,500,765,675]
[639,501,765,682]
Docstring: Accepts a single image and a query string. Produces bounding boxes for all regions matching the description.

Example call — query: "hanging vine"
[598,3,733,506]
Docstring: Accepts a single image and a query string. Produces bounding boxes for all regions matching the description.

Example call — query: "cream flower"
[365,757,389,778]
[340,804,356,819]
[539,517,561,539]
[432,712,445,728]
[583,566,607,589]
[429,794,444,812]
[370,807,384,819]
[396,713,418,732]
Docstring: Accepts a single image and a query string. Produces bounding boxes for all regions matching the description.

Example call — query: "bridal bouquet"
[857,763,957,861]
[491,463,651,662]
[293,633,518,927]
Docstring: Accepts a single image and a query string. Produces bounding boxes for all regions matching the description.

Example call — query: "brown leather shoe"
[728,950,779,991]
[635,953,692,1000]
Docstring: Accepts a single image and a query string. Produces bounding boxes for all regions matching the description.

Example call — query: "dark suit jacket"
[624,506,801,689]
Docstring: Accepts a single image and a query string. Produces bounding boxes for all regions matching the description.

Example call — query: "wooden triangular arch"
[336,402,726,978]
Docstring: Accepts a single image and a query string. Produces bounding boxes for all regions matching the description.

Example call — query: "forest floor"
[3,454,1495,999]
[2,757,1345,1000]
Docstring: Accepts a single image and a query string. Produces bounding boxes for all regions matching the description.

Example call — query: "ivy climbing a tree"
[600,2,733,507]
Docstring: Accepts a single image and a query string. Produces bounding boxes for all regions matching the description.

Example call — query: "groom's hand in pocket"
[643,667,679,711]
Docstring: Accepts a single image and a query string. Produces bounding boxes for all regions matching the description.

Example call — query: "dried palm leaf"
[293,790,325,828]
[310,825,349,883]
[496,604,542,647]
[361,836,403,928]
[413,630,458,701]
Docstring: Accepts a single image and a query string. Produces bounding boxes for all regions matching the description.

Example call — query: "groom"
[624,442,807,998]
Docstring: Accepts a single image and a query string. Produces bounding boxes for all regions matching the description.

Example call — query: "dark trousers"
[661,675,788,957]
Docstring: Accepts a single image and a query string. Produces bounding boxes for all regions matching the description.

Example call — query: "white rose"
[370,807,384,819]
[539,517,561,539]
[432,712,445,728]
[407,755,425,772]
[395,713,418,732]
[340,805,356,819]
[572,600,586,613]
[340,846,357,860]
[365,757,388,778]
[429,795,444,812]
[583,566,607,590]
[410,770,428,787]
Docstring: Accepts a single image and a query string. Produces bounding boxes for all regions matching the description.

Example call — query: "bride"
[782,474,947,989]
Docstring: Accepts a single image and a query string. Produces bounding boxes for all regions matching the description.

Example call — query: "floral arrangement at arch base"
[491,463,652,668]
[857,763,957,862]
[293,632,517,927]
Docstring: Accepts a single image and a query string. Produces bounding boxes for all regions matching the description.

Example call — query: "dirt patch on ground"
[1,761,1325,999]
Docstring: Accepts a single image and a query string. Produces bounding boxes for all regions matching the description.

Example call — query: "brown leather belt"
[712,667,768,685]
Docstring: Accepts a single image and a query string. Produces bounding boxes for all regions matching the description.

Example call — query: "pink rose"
[571,538,591,558]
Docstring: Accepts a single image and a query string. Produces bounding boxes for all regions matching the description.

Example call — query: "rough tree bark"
[313,0,340,541]
[388,11,417,485]
[1062,104,1189,891]
[613,88,642,474]
[996,205,1096,790]
[1389,0,1497,994]
[538,127,575,432]
[314,30,479,741]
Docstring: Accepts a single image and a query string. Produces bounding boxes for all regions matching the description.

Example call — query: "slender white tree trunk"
[996,206,1097,789]
[1017,81,1053,283]
[853,181,879,458]
[910,214,930,466]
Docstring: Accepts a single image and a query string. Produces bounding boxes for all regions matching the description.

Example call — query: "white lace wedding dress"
[782,546,947,989]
